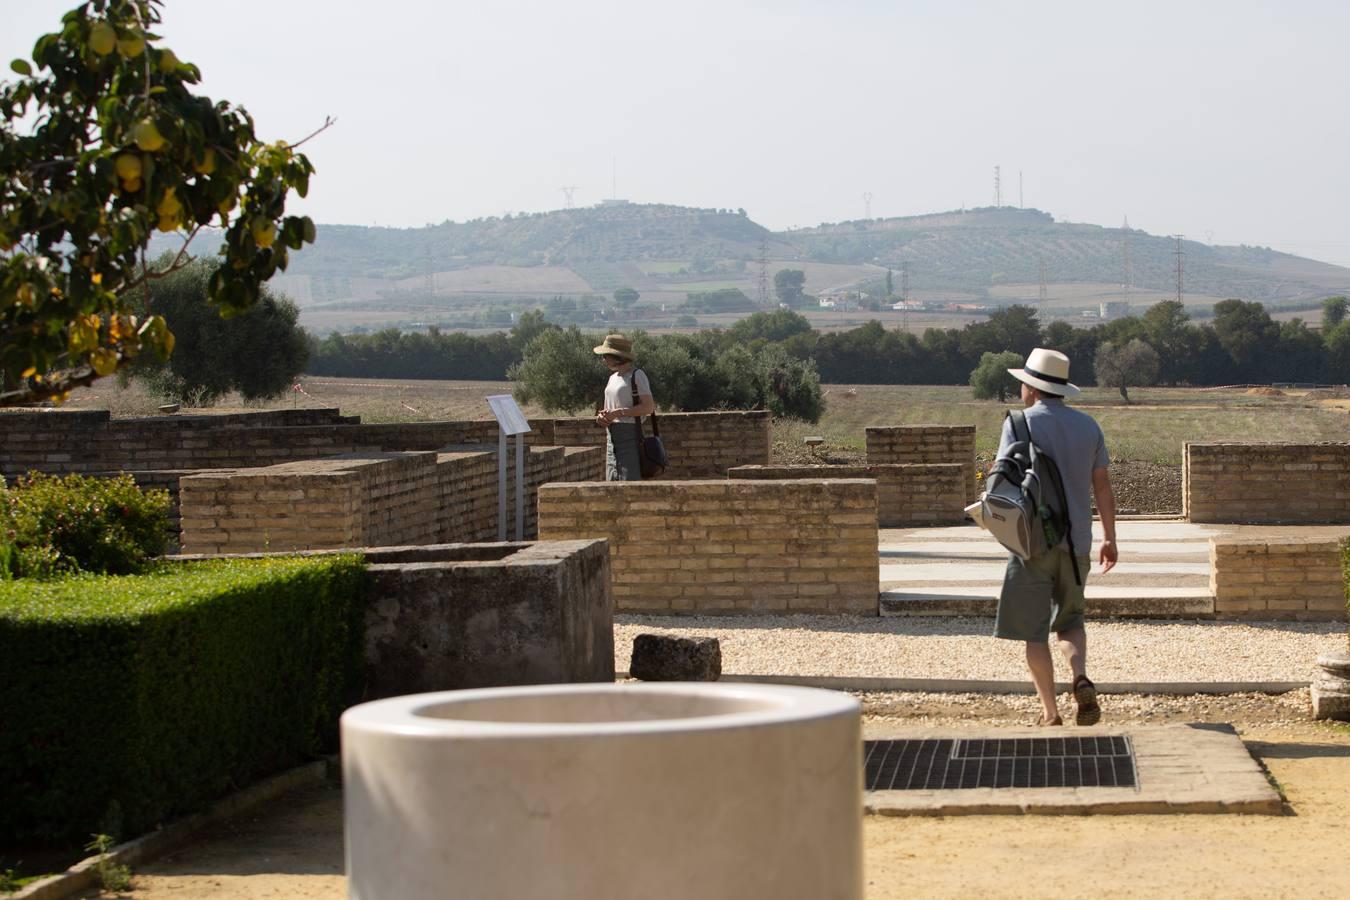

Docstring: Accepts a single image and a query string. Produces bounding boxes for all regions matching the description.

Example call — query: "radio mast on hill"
[1121,216,1132,303]
[993,166,1002,208]
[757,238,770,307]
[862,192,873,220]
[560,186,578,209]
[1173,235,1185,303]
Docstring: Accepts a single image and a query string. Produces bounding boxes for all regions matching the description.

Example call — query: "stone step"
[880,541,1212,560]
[879,586,1214,618]
[879,561,1211,583]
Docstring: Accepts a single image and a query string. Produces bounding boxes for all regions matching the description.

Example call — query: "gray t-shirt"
[996,398,1110,556]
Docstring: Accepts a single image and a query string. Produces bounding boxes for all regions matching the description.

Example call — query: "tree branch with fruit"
[0,0,327,406]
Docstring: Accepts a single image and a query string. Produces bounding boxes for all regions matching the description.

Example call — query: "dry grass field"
[68,378,1349,468]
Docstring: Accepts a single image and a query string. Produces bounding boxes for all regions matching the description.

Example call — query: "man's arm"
[1092,466,1117,573]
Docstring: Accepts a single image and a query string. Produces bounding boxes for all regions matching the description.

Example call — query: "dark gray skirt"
[606,422,642,481]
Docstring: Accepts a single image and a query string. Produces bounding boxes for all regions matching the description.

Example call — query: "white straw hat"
[1008,348,1080,397]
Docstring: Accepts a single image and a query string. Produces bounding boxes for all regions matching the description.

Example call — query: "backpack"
[978,409,1081,585]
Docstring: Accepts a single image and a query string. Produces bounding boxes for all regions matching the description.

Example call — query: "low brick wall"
[1209,537,1349,620]
[550,409,770,477]
[537,479,879,615]
[727,464,964,527]
[1184,442,1350,524]
[865,425,977,503]
[180,445,606,554]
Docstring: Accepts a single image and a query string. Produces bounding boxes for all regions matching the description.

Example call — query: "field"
[70,379,1350,468]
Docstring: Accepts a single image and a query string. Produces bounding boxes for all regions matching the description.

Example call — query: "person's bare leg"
[1025,641,1059,722]
[1056,626,1087,681]
[1057,626,1100,724]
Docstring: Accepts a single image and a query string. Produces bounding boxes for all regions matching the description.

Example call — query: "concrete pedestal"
[341,683,863,900]
[1312,651,1350,721]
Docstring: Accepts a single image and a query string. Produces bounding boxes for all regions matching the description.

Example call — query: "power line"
[560,186,577,209]
[993,165,1002,208]
[1038,257,1048,304]
[862,192,873,220]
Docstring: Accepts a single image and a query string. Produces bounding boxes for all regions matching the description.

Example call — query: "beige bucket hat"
[592,334,634,361]
[1008,347,1081,397]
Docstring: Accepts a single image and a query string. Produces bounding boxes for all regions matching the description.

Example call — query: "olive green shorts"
[994,548,1091,643]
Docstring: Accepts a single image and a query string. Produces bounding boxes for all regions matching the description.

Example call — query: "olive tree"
[969,350,1023,402]
[1095,338,1160,403]
[131,257,308,405]
[0,0,323,405]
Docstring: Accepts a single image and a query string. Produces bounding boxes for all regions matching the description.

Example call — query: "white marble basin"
[342,682,862,900]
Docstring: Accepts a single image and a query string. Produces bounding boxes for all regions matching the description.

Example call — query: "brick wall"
[1210,537,1349,620]
[537,479,879,615]
[1184,443,1350,524]
[865,425,977,502]
[2,408,768,481]
[727,464,964,527]
[546,410,771,478]
[180,445,607,554]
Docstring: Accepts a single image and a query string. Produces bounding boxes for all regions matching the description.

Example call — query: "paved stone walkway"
[878,519,1349,617]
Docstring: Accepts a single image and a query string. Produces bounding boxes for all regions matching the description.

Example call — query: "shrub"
[0,473,170,578]
[1342,537,1349,647]
[0,554,368,843]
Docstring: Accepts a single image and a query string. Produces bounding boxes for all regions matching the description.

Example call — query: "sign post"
[485,395,532,541]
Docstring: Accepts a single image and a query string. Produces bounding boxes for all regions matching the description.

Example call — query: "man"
[995,348,1117,726]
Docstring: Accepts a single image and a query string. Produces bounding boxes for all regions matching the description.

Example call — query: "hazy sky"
[7,0,1350,265]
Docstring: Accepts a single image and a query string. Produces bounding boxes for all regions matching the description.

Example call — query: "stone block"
[630,634,722,681]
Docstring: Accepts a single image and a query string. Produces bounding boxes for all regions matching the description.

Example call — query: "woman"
[592,334,656,481]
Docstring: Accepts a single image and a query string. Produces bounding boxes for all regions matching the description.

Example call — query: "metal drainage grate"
[864,736,1137,791]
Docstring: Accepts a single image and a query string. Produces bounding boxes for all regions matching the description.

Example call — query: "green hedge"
[0,555,368,844]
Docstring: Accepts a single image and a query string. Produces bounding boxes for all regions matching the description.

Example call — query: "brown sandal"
[1036,714,1063,726]
[1073,675,1101,726]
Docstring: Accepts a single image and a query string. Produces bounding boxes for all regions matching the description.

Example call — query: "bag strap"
[627,369,660,437]
[1008,408,1031,445]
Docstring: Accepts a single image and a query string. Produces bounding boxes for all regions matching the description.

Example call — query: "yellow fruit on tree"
[114,153,142,181]
[89,348,118,377]
[117,33,145,58]
[133,120,166,152]
[88,22,116,56]
[120,176,142,193]
[193,148,217,175]
[251,219,277,249]
[157,48,180,73]
[16,283,35,306]
[155,188,181,217]
[157,214,180,233]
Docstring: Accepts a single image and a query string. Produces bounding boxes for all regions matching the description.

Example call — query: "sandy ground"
[89,695,1350,900]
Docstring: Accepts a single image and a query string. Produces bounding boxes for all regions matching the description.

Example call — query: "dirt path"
[104,699,1350,899]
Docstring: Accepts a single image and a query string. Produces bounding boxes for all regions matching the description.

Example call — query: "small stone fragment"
[630,634,722,682]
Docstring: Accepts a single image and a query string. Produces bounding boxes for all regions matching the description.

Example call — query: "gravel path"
[615,615,1347,682]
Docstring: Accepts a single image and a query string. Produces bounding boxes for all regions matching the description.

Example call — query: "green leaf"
[9,59,32,76]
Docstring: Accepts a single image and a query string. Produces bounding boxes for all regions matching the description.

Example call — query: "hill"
[151,204,1350,333]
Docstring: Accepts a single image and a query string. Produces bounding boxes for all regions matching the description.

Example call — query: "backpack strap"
[1007,408,1031,445]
